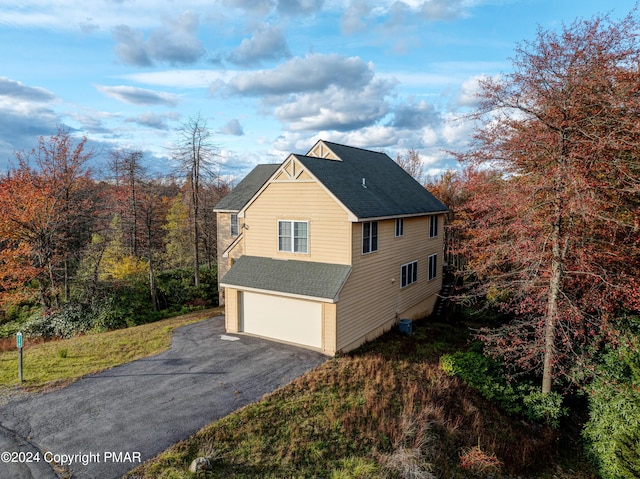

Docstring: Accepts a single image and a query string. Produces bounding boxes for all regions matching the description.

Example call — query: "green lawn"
[0,308,222,390]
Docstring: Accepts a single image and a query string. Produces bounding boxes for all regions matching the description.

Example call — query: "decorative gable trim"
[272,155,314,182]
[238,153,358,222]
[307,140,341,160]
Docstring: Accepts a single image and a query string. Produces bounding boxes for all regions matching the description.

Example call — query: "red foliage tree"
[0,128,95,310]
[457,11,640,392]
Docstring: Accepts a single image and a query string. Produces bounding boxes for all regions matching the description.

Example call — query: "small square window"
[278,220,308,253]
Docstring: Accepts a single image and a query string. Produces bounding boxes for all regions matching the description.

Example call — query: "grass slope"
[127,319,597,479]
[0,308,222,390]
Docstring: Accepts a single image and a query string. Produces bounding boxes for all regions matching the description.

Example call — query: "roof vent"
[362,177,367,188]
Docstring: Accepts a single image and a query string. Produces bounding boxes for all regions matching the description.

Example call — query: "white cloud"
[227,25,291,66]
[113,12,207,67]
[220,53,374,96]
[95,85,181,106]
[457,74,495,107]
[274,79,392,131]
[119,70,234,89]
[219,119,245,135]
[0,77,57,102]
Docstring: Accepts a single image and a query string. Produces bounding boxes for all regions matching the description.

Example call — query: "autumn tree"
[0,128,96,310]
[171,113,218,286]
[395,149,425,184]
[457,12,640,393]
[108,149,147,257]
[163,193,193,269]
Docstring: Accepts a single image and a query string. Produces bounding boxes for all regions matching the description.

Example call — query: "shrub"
[440,351,567,427]
[459,441,502,477]
[583,330,640,479]
[155,267,218,310]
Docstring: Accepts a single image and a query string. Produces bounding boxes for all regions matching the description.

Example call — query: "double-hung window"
[428,254,438,280]
[401,261,418,288]
[278,220,308,253]
[362,221,378,254]
[429,215,438,238]
[230,213,239,237]
[395,218,404,237]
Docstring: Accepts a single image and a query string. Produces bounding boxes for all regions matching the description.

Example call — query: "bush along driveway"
[0,316,326,479]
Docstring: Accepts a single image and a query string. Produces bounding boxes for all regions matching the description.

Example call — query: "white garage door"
[240,291,322,349]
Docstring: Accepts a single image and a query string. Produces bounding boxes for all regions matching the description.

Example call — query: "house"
[214,163,280,304]
[214,140,448,356]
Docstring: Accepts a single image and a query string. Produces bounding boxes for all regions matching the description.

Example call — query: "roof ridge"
[319,140,388,156]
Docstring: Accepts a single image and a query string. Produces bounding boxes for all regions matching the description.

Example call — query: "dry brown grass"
[128,320,591,479]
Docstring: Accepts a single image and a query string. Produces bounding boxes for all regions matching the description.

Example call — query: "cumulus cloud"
[391,100,439,129]
[0,103,59,166]
[341,0,371,34]
[0,78,61,166]
[218,53,374,96]
[274,79,392,131]
[0,77,56,103]
[227,25,291,66]
[456,73,496,108]
[219,119,245,136]
[95,85,181,106]
[112,11,206,67]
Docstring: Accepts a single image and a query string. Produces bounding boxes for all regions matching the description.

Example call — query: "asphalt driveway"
[0,316,327,479]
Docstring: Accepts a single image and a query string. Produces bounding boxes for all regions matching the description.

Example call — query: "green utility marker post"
[16,331,23,383]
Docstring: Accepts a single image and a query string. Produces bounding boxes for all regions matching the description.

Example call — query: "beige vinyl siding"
[216,212,240,304]
[322,302,337,355]
[243,180,351,265]
[336,214,444,352]
[225,287,240,332]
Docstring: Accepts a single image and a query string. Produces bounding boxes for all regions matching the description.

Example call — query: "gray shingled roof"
[297,141,448,219]
[214,164,279,211]
[220,256,352,301]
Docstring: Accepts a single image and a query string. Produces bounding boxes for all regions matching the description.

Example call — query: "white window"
[428,254,438,280]
[278,220,308,253]
[395,218,404,237]
[401,261,418,288]
[230,213,239,237]
[362,221,378,254]
[429,215,438,238]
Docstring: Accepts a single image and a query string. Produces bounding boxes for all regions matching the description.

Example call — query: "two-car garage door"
[239,291,322,349]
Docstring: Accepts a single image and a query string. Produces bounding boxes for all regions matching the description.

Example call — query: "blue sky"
[0,0,636,181]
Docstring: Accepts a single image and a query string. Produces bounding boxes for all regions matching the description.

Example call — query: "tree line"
[421,11,640,479]
[0,115,229,334]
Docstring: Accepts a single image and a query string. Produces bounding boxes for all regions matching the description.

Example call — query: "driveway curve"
[0,316,327,479]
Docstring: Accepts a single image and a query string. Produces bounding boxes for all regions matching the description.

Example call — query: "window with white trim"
[230,213,239,237]
[278,220,308,253]
[401,260,418,288]
[395,218,404,237]
[362,221,378,254]
[429,215,438,238]
[428,254,438,280]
